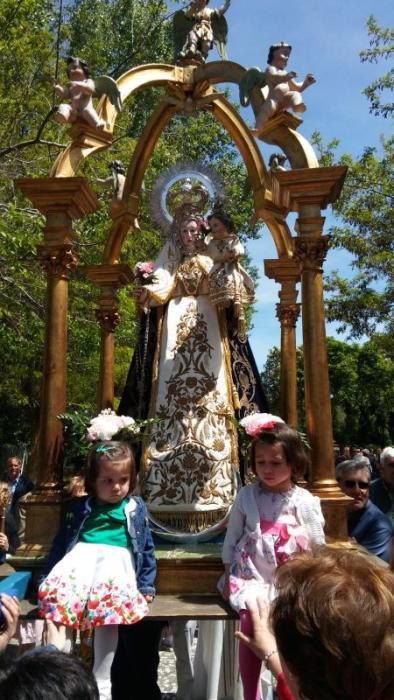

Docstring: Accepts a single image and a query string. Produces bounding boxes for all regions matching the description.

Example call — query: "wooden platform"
[19,593,237,621]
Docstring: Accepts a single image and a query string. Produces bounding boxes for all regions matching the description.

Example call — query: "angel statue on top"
[173,0,231,63]
[53,56,122,129]
[239,43,316,135]
[118,166,268,539]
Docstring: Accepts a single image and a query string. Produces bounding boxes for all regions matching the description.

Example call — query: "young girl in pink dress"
[39,442,156,700]
[218,413,325,700]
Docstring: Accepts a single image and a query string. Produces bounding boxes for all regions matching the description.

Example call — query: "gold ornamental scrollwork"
[276,303,301,328]
[37,245,79,279]
[293,235,330,270]
[95,309,121,333]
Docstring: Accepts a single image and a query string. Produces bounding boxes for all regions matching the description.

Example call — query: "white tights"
[93,625,118,699]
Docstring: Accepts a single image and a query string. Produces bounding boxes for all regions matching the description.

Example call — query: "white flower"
[86,410,143,442]
[86,410,123,442]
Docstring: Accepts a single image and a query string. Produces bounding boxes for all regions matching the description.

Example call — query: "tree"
[360,16,394,118]
[261,338,394,446]
[311,16,394,340]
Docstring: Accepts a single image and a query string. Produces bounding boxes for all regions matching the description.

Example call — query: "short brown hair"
[250,423,309,481]
[271,544,394,700]
[85,441,136,496]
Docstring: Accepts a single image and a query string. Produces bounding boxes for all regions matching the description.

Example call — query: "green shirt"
[79,498,130,548]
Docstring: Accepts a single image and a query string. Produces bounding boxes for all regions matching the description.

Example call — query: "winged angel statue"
[173,0,231,62]
[53,56,122,129]
[239,43,316,135]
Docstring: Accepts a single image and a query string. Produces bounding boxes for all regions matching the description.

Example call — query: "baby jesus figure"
[205,210,255,337]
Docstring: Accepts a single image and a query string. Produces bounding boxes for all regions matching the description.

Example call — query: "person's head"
[267,42,292,67]
[66,474,86,498]
[207,211,235,240]
[109,159,125,174]
[271,544,394,700]
[66,56,90,79]
[380,446,394,491]
[336,459,370,511]
[242,415,309,491]
[179,215,207,255]
[350,445,361,458]
[0,649,99,699]
[6,456,22,482]
[85,441,136,504]
[343,445,351,458]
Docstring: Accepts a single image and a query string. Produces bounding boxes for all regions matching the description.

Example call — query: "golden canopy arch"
[16,58,348,554]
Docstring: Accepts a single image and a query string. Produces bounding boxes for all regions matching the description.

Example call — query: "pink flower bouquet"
[133,261,156,284]
[239,412,284,437]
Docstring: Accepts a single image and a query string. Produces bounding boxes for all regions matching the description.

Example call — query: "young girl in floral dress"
[39,441,156,700]
[218,413,325,700]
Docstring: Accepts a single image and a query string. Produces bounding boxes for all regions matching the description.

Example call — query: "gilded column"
[85,265,133,410]
[264,259,301,426]
[270,167,349,539]
[15,178,100,554]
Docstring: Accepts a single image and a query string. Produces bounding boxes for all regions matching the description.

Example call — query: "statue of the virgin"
[119,165,268,538]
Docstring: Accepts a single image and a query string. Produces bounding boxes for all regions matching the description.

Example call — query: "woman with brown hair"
[237,544,394,700]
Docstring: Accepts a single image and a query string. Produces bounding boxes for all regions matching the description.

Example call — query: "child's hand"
[0,594,20,653]
[143,594,154,603]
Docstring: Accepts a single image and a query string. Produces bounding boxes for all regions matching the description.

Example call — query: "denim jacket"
[43,495,156,596]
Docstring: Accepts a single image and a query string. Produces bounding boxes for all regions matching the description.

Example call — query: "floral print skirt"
[38,542,149,629]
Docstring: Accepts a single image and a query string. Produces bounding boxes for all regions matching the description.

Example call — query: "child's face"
[68,62,86,80]
[254,441,292,492]
[209,217,229,240]
[95,460,130,504]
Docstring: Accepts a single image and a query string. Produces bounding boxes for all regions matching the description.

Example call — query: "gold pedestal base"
[310,481,350,540]
[17,489,62,558]
[155,544,224,595]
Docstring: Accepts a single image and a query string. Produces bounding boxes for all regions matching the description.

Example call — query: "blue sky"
[203,0,393,369]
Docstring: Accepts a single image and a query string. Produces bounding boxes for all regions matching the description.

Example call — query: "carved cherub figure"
[96,160,126,201]
[268,153,288,172]
[239,43,316,135]
[53,56,122,129]
[173,0,231,62]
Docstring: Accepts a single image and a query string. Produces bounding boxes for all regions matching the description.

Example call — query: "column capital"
[37,244,79,279]
[16,177,100,219]
[271,166,347,212]
[293,235,330,270]
[276,302,301,328]
[95,309,121,333]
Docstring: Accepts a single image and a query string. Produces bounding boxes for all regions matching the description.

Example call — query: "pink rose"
[240,412,284,437]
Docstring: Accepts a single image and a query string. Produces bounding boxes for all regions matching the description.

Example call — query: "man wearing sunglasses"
[336,458,392,563]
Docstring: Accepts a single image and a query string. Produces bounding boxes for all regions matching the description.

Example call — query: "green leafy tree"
[311,17,393,340]
[261,338,394,446]
[360,16,394,118]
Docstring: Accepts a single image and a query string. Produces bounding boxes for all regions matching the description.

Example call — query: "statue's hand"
[288,71,297,80]
[304,73,316,86]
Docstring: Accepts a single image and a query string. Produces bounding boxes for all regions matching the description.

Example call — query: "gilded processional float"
[16,0,348,590]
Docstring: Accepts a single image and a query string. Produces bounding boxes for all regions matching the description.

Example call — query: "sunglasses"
[343,479,370,490]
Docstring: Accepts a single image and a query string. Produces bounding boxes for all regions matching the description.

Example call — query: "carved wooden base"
[17,489,62,557]
[156,546,224,595]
